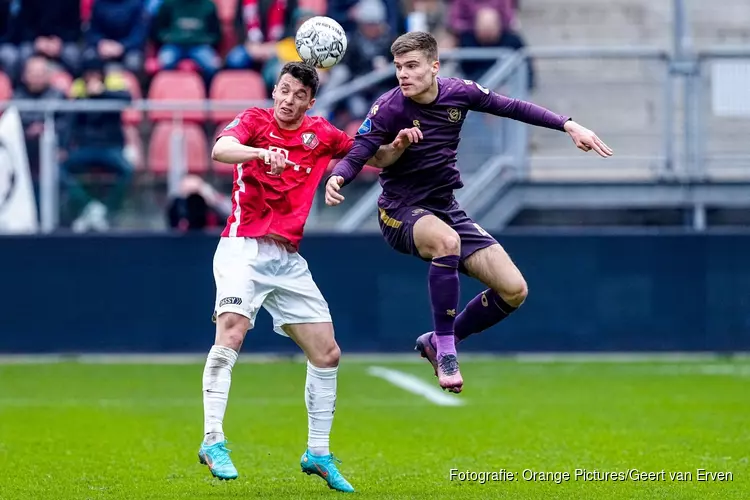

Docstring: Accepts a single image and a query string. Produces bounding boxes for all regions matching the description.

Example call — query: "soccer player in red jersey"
[198,62,418,492]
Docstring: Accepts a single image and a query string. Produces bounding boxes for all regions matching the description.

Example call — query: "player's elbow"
[211,137,237,162]
[365,157,385,169]
[211,144,224,162]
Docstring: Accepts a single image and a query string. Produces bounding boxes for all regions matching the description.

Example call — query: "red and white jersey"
[217,108,353,248]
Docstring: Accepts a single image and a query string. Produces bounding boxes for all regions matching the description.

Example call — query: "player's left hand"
[325,176,345,206]
[564,120,613,158]
[392,127,423,150]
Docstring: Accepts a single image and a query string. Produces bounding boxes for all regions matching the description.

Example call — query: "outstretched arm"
[464,80,613,157]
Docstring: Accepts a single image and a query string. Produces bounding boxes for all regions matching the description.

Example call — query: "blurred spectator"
[448,0,534,89]
[152,0,221,83]
[327,0,403,37]
[84,0,148,75]
[328,0,396,122]
[12,55,66,206]
[403,0,453,49]
[224,0,298,87]
[167,175,231,232]
[1,0,82,82]
[60,60,133,232]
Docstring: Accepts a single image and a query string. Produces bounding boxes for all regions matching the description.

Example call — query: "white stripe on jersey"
[229,163,245,237]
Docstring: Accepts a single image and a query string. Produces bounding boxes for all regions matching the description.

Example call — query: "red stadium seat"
[147,70,207,122]
[148,122,209,174]
[0,72,12,101]
[209,70,267,122]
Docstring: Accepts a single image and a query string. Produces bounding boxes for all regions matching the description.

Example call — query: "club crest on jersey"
[447,108,462,123]
[301,132,319,149]
[413,120,420,129]
[224,118,239,130]
[358,117,372,135]
[370,104,379,116]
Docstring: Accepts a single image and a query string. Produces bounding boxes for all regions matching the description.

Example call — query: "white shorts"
[212,237,332,336]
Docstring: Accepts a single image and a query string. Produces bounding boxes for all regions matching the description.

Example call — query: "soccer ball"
[295,16,348,69]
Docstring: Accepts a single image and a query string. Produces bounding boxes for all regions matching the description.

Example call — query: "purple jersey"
[331,77,571,209]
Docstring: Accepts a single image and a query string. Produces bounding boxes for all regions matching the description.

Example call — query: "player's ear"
[432,60,440,76]
[271,85,277,99]
[307,97,316,111]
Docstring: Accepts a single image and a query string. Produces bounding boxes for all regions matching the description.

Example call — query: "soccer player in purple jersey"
[324,32,613,393]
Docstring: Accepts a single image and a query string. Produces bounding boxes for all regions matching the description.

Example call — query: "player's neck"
[274,114,304,131]
[409,81,439,105]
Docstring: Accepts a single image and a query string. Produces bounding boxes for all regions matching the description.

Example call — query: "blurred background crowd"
[0,0,531,232]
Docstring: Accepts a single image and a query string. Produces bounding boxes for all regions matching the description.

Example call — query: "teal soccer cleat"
[198,440,238,480]
[300,450,355,493]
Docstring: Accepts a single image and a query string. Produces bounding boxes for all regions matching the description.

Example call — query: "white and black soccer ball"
[295,16,348,69]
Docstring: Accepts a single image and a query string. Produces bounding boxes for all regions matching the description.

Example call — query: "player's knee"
[430,230,461,258]
[498,276,528,308]
[309,341,340,368]
[215,313,249,350]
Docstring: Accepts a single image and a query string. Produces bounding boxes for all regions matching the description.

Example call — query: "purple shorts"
[377,198,498,273]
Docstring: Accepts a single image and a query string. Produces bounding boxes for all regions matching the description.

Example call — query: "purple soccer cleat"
[415,332,463,393]
[436,353,463,393]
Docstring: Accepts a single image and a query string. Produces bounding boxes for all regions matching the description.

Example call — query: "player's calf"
[454,244,528,343]
[200,311,248,479]
[411,216,464,391]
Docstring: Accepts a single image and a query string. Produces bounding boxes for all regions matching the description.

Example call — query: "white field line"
[367,366,465,407]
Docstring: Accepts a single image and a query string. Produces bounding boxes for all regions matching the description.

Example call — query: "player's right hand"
[259,149,295,175]
[325,176,345,206]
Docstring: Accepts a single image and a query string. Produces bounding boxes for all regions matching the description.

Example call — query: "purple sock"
[429,255,460,356]
[454,289,517,342]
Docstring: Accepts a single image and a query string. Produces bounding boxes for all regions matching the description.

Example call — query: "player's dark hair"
[278,62,320,98]
[390,32,439,62]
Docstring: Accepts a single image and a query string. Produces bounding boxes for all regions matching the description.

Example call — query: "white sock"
[202,345,238,445]
[305,360,338,456]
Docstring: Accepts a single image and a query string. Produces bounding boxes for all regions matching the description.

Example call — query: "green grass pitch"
[0,356,747,499]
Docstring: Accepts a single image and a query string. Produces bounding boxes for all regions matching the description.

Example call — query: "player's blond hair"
[390,32,438,62]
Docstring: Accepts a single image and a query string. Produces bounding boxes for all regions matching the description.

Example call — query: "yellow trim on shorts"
[378,208,403,229]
